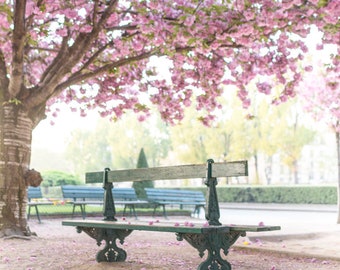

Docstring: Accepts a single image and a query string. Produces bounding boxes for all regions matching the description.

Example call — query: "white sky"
[32,109,98,152]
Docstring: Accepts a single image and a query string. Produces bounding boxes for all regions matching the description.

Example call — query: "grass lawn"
[28,203,192,217]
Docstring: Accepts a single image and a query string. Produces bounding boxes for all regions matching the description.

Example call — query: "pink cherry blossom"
[0,0,337,142]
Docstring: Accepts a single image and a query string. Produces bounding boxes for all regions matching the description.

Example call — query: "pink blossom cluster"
[0,0,338,125]
[299,55,340,132]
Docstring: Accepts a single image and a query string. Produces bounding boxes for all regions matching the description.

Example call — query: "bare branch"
[55,44,193,94]
[54,49,159,95]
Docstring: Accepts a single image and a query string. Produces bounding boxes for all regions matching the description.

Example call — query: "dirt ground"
[1,218,340,270]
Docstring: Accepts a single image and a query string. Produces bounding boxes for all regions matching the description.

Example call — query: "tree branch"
[93,0,99,27]
[54,49,159,95]
[75,42,114,75]
[55,44,193,94]
[0,49,9,95]
[8,0,26,97]
[24,0,120,109]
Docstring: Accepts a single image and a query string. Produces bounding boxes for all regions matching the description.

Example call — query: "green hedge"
[186,186,337,204]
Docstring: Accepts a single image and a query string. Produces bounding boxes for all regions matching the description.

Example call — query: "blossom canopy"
[0,0,339,125]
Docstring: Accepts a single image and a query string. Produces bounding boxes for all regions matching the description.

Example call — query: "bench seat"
[62,219,280,268]
[62,219,280,234]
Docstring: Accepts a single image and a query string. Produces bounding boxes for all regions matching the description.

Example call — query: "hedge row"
[187,186,338,204]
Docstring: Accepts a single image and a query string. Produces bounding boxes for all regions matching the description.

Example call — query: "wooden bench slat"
[62,220,211,234]
[62,220,280,234]
[85,161,248,184]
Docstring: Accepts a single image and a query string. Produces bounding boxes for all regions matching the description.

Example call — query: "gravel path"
[1,218,340,270]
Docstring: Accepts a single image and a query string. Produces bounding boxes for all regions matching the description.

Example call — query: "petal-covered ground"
[1,218,340,270]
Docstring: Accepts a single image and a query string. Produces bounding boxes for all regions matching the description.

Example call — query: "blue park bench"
[62,160,281,270]
[145,188,205,218]
[61,185,148,219]
[27,186,53,223]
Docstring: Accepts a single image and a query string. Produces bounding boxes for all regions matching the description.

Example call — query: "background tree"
[40,171,81,187]
[65,120,112,176]
[107,113,170,168]
[132,148,154,199]
[65,112,170,174]
[299,51,340,222]
[0,1,338,236]
[170,91,316,184]
[170,106,210,164]
[278,111,315,184]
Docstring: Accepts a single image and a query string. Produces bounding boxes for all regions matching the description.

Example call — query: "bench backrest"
[27,186,43,201]
[61,185,139,202]
[62,185,104,201]
[112,188,139,201]
[86,161,247,184]
[145,188,205,203]
[85,160,248,225]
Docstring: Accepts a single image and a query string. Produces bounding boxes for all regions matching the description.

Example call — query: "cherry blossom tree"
[0,0,339,236]
[299,49,340,222]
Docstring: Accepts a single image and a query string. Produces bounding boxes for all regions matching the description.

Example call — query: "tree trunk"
[336,130,340,224]
[265,156,273,185]
[253,153,260,184]
[0,104,34,236]
[293,159,299,184]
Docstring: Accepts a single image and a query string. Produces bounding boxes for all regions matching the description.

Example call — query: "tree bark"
[0,104,34,236]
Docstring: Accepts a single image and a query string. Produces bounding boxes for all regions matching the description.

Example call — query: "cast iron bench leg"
[28,205,41,223]
[34,205,42,223]
[176,230,246,270]
[27,205,31,220]
[131,205,137,219]
[123,205,138,219]
[76,226,132,262]
[193,205,200,217]
[152,205,157,217]
[81,205,86,219]
[72,204,76,218]
[162,204,168,219]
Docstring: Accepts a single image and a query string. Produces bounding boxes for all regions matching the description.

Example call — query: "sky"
[32,108,98,153]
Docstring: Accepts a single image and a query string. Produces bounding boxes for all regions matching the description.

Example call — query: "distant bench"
[61,185,147,219]
[62,159,280,270]
[27,186,53,223]
[145,188,205,218]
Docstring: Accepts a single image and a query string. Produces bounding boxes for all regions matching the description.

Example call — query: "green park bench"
[62,159,281,270]
[145,188,206,218]
[27,186,53,223]
[62,185,148,219]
